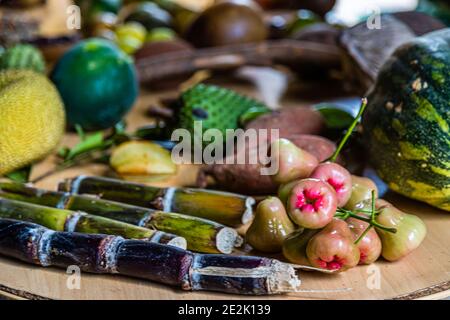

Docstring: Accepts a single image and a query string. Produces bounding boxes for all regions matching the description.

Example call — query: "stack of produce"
[0,219,301,295]
[0,182,244,254]
[58,175,255,227]
[0,198,186,249]
[243,130,427,271]
[0,0,446,298]
[0,178,306,295]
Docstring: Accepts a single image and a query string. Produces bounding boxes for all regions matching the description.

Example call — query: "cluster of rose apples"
[246,138,427,272]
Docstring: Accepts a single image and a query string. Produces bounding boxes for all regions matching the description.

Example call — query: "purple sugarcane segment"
[0,219,301,295]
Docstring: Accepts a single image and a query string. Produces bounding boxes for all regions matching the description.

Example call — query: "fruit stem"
[336,208,396,234]
[354,191,376,245]
[327,98,368,163]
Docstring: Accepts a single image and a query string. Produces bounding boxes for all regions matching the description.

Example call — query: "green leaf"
[6,165,32,183]
[239,106,271,127]
[313,103,356,129]
[66,131,105,160]
[74,124,86,141]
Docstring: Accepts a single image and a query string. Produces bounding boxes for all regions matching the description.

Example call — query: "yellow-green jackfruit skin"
[0,70,66,175]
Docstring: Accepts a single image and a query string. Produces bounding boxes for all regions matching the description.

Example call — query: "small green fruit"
[375,200,427,262]
[282,228,318,265]
[115,22,147,55]
[146,27,176,43]
[278,179,301,205]
[246,197,295,253]
[270,138,319,184]
[344,175,378,211]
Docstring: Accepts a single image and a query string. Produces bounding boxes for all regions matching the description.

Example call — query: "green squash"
[417,0,450,26]
[51,38,138,130]
[362,28,450,212]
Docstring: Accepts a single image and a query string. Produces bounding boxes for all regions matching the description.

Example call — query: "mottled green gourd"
[178,84,270,146]
[362,29,450,212]
[0,44,45,73]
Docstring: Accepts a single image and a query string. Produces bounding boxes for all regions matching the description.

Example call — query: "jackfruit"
[0,70,66,175]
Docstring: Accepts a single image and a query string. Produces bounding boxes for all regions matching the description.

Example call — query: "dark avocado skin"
[186,2,267,48]
[362,29,450,211]
[51,38,138,131]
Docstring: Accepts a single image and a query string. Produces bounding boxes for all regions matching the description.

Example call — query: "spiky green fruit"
[178,84,270,145]
[0,44,45,73]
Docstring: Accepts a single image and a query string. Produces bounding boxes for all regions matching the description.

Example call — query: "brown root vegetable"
[197,134,335,194]
[134,39,194,61]
[185,2,267,48]
[245,107,325,138]
[134,39,194,86]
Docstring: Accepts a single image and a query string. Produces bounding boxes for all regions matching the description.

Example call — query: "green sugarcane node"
[0,197,186,248]
[149,211,241,254]
[0,198,72,231]
[0,182,239,253]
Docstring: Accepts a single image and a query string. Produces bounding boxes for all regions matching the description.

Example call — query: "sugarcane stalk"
[58,176,255,227]
[0,198,186,249]
[149,211,242,254]
[0,218,301,295]
[0,182,241,253]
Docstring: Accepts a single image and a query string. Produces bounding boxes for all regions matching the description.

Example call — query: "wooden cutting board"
[1,83,449,300]
[0,0,449,301]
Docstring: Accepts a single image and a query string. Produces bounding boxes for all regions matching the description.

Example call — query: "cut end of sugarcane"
[216,228,241,254]
[242,197,256,225]
[67,175,86,193]
[267,261,302,294]
[234,234,244,248]
[287,263,339,274]
[167,236,188,249]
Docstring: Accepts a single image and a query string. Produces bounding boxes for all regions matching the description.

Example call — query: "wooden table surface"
[0,0,449,300]
[0,82,449,300]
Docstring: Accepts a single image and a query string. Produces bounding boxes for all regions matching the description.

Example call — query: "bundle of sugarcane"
[0,198,186,249]
[0,218,302,295]
[0,182,242,254]
[59,176,255,227]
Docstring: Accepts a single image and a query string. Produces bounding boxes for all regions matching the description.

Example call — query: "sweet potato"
[197,134,336,195]
[244,107,325,137]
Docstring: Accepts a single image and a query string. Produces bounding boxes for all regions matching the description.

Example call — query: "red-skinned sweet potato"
[244,107,325,138]
[197,134,335,195]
